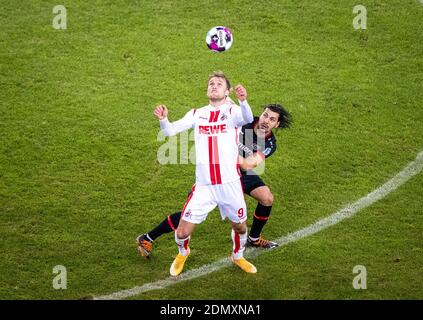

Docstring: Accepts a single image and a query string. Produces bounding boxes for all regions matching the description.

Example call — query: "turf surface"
[1,0,422,299]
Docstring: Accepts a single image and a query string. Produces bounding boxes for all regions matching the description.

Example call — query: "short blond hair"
[208,71,231,90]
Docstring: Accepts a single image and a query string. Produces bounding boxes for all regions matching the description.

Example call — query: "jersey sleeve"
[159,109,196,136]
[230,100,254,127]
[263,142,277,158]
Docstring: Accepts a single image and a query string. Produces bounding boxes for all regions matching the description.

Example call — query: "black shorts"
[241,170,266,195]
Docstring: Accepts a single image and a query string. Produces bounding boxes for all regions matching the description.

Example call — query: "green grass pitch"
[1,0,422,299]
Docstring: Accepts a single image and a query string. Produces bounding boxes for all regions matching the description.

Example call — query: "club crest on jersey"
[220,113,227,121]
[184,210,191,218]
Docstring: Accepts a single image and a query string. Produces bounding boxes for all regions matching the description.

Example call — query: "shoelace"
[140,240,153,251]
[255,238,270,246]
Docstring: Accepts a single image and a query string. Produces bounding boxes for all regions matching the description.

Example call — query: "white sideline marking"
[95,151,423,300]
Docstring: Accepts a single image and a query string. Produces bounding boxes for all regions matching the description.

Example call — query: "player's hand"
[235,84,247,102]
[154,105,168,120]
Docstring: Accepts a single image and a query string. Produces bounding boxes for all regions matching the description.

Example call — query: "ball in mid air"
[206,26,233,52]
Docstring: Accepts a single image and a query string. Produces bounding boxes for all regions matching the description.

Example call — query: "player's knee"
[176,225,190,239]
[232,222,247,234]
[176,230,190,240]
[260,191,273,206]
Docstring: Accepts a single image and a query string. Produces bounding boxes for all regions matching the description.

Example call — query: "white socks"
[175,230,247,259]
[232,229,247,260]
[175,233,190,256]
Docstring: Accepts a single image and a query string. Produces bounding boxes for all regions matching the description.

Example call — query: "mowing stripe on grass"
[95,150,423,300]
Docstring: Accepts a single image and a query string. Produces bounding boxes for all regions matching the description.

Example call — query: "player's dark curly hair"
[264,103,292,129]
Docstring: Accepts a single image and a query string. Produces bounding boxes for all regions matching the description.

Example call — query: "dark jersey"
[238,117,277,160]
[237,117,277,193]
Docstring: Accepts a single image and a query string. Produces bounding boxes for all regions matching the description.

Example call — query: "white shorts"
[181,180,247,224]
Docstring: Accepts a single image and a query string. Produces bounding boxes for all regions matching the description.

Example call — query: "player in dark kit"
[137,103,292,258]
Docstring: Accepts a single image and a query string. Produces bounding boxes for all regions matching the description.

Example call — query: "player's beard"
[256,123,270,137]
[210,96,225,102]
[208,92,226,104]
[258,123,269,131]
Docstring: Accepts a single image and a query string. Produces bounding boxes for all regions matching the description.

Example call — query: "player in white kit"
[153,71,257,275]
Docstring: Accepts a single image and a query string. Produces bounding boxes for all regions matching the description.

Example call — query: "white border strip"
[95,151,423,300]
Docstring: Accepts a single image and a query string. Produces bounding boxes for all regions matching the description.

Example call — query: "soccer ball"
[206,26,233,52]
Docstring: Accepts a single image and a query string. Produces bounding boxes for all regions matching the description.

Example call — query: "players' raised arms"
[235,84,254,127]
[157,84,253,138]
[237,100,254,126]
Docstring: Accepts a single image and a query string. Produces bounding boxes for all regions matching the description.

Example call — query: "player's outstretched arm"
[154,105,195,137]
[234,84,253,125]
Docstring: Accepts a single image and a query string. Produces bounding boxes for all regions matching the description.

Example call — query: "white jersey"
[160,101,253,186]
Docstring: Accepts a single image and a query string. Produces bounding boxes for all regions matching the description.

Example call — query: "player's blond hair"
[208,71,231,90]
